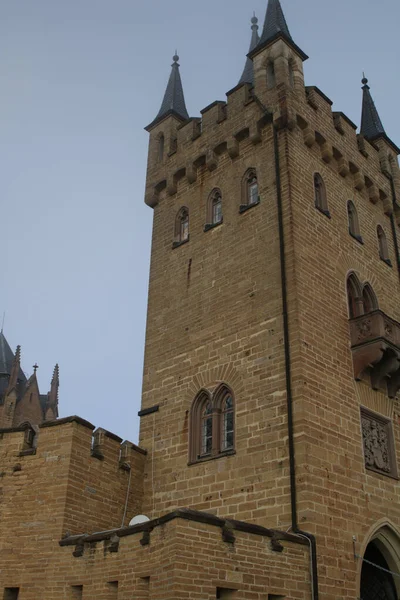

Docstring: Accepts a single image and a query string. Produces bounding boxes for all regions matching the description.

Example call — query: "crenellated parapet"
[0,415,147,536]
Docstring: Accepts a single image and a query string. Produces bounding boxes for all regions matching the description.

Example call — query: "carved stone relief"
[361,408,397,478]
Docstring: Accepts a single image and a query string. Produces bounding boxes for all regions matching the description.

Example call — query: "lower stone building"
[2,0,400,598]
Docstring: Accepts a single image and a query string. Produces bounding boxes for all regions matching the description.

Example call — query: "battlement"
[145,65,400,227]
[0,415,147,537]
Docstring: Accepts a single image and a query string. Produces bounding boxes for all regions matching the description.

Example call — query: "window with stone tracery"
[173,207,189,247]
[189,385,235,463]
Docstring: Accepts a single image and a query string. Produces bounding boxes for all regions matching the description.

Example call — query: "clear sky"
[1,0,399,444]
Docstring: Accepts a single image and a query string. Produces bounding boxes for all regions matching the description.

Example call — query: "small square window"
[70,585,83,600]
[360,407,398,479]
[216,588,237,599]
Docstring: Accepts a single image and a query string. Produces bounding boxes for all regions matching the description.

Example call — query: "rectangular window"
[71,585,83,600]
[107,581,118,599]
[137,577,150,598]
[4,590,19,600]
[216,588,237,599]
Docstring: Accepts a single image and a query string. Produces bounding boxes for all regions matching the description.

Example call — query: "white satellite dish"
[129,514,150,526]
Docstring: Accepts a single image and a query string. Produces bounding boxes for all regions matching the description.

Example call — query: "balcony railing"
[349,310,400,398]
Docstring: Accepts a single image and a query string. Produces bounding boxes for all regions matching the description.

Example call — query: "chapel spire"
[360,76,386,141]
[147,54,189,130]
[238,14,260,86]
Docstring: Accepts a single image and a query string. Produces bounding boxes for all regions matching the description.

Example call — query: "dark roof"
[360,77,385,140]
[0,332,26,382]
[250,0,308,61]
[146,54,189,131]
[239,15,260,86]
[259,0,292,44]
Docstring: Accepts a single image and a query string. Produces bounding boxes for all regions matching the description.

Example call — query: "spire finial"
[238,13,261,86]
[33,363,39,374]
[360,75,385,140]
[146,53,189,130]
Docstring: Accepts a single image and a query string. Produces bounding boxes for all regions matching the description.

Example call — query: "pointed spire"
[239,14,260,86]
[48,364,60,408]
[0,332,26,381]
[260,0,292,45]
[146,53,189,130]
[360,75,386,140]
[250,0,307,61]
[7,345,21,392]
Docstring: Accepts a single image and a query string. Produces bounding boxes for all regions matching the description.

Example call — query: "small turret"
[250,0,307,61]
[360,76,399,153]
[238,14,260,86]
[146,54,189,131]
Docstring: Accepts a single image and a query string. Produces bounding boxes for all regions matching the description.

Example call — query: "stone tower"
[141,0,400,597]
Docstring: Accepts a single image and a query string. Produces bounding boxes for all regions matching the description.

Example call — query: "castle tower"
[140,0,400,598]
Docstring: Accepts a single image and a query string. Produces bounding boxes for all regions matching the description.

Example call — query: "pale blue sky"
[1,0,399,443]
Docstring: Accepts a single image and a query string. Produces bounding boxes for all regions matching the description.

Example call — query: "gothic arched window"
[362,283,378,314]
[348,201,362,242]
[314,173,329,216]
[377,225,391,265]
[205,189,223,230]
[240,169,260,213]
[189,385,235,463]
[347,273,362,319]
[174,207,189,247]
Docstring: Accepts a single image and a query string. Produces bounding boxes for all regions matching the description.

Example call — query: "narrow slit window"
[174,207,189,246]
[267,62,276,89]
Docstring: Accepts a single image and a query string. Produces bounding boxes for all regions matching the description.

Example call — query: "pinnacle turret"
[238,14,260,86]
[147,54,189,130]
[360,76,386,141]
[250,0,307,61]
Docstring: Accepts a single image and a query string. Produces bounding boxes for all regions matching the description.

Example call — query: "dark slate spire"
[260,0,292,45]
[146,54,189,130]
[239,14,260,86]
[360,76,385,140]
[250,0,308,61]
[0,332,26,382]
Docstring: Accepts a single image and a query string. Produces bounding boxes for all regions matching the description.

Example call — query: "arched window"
[314,173,329,215]
[201,401,213,456]
[158,134,165,162]
[189,385,235,463]
[240,170,259,213]
[221,393,234,452]
[348,201,362,242]
[267,62,276,89]
[205,189,223,230]
[362,283,378,314]
[174,207,189,247]
[377,225,391,264]
[347,273,362,319]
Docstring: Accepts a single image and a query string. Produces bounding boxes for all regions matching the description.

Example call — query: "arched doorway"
[360,541,397,600]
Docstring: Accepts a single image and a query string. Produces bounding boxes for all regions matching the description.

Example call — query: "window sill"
[315,205,331,219]
[188,449,236,466]
[350,231,364,245]
[204,220,223,232]
[380,256,392,267]
[239,199,260,214]
[172,237,190,249]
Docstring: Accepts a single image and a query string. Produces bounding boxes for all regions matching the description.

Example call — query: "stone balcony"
[349,310,400,398]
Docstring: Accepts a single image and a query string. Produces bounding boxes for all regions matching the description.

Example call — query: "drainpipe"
[273,123,319,600]
[388,177,400,278]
